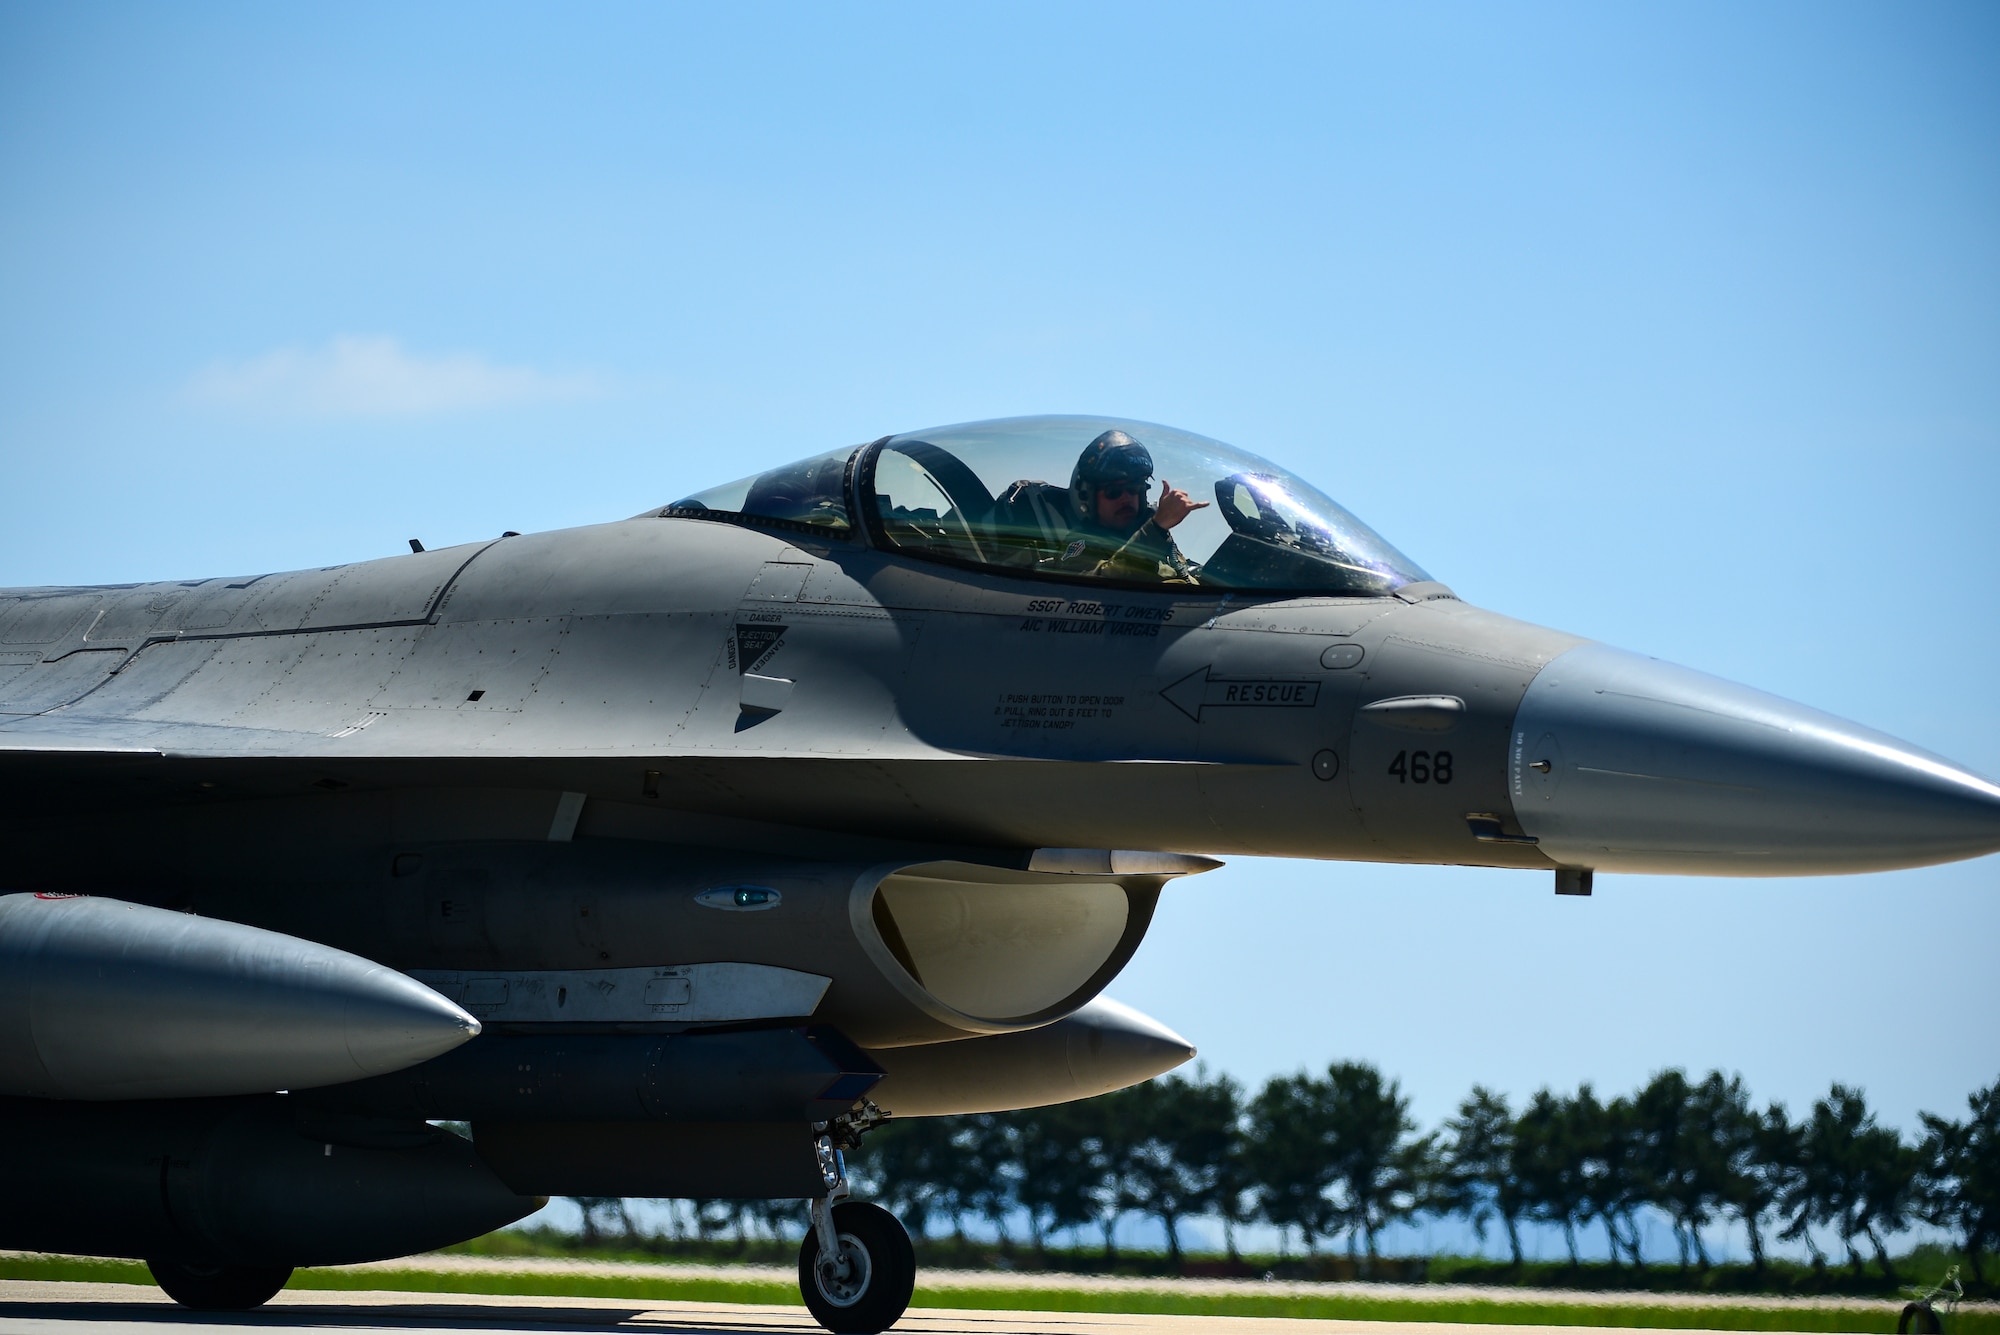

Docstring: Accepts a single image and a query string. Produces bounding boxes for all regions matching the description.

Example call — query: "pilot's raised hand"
[1151,479,1209,531]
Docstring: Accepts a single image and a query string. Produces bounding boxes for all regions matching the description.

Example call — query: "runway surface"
[0,1281,1862,1335]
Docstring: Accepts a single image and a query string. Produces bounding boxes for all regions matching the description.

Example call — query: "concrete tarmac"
[0,1281,1860,1335]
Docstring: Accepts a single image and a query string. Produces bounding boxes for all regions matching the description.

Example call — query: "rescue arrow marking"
[1159,666,1321,722]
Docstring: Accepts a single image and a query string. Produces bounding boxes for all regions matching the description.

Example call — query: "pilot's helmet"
[1070,430,1155,520]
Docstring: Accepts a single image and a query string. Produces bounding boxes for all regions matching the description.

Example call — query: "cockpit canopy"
[656,415,1430,596]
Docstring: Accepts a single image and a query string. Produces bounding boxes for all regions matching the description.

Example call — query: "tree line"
[847,1065,2000,1285]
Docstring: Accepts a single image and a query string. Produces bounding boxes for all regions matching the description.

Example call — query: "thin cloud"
[186,335,602,417]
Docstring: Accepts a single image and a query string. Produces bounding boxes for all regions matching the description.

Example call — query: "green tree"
[1087,1093,1142,1261]
[1115,1068,1242,1269]
[1246,1071,1343,1254]
[1920,1078,2000,1285]
[1438,1086,1527,1266]
[854,1115,978,1241]
[1636,1069,1724,1270]
[1319,1061,1427,1263]
[1211,1124,1258,1263]
[1011,1103,1098,1253]
[690,1198,738,1242]
[1515,1088,1590,1265]
[1009,1097,1134,1260]
[749,1197,805,1241]
[1785,1084,1918,1280]
[1856,1128,1922,1282]
[1582,1088,1649,1268]
[568,1196,632,1247]
[960,1112,1022,1246]
[1705,1077,1797,1276]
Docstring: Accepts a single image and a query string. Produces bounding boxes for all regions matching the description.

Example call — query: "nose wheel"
[798,1123,913,1333]
[798,1199,914,1333]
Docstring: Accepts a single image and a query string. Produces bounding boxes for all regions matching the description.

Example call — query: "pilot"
[1046,430,1207,582]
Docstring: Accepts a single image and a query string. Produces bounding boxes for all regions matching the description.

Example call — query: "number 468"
[1388,750,1452,784]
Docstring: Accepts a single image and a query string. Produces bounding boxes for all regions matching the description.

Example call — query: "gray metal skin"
[2,490,1993,877]
[0,893,479,1100]
[0,421,1997,1278]
[864,997,1197,1118]
[0,1094,539,1267]
[1513,643,2000,874]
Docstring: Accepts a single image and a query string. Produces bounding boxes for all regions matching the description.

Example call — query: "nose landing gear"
[798,1123,913,1334]
[800,1199,914,1333]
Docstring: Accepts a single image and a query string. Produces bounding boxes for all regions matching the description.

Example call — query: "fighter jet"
[2,415,1995,1332]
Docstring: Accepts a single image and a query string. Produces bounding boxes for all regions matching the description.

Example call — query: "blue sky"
[2,1,1996,1162]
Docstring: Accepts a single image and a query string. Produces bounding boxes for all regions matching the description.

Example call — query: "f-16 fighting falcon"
[2,415,1996,1332]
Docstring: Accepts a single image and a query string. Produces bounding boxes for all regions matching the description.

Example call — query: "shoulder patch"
[1063,539,1087,560]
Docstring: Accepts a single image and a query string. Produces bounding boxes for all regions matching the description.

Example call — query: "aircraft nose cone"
[1511,643,2000,875]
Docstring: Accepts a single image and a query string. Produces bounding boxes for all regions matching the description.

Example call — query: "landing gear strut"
[798,1118,913,1334]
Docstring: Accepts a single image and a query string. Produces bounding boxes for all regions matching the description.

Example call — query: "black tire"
[1899,1302,1944,1335]
[145,1259,293,1310]
[797,1201,915,1334]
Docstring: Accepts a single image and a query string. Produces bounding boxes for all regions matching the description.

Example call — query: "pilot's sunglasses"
[1099,482,1149,501]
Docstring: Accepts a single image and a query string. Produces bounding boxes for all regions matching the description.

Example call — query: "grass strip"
[6,1254,1993,1335]
[0,1257,153,1286]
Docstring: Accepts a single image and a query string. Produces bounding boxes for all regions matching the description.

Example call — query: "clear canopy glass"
[652,416,1429,596]
[863,416,1429,595]
[661,445,855,532]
